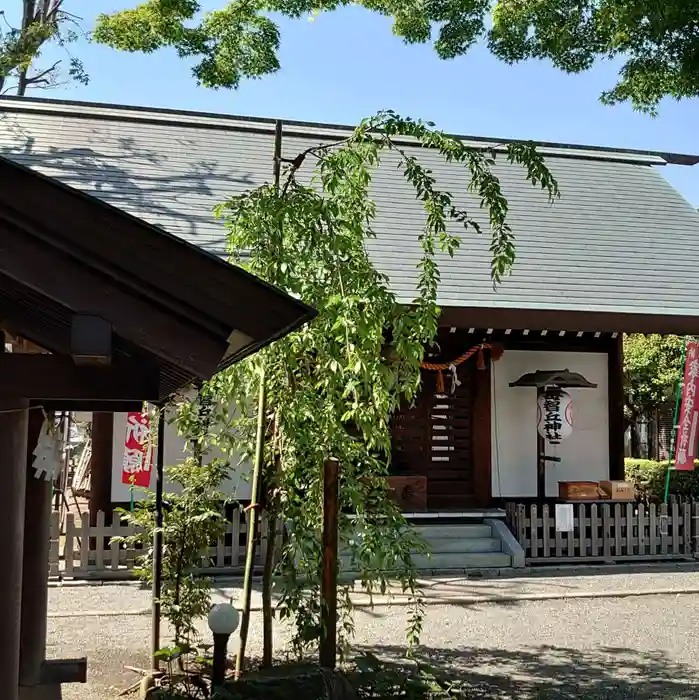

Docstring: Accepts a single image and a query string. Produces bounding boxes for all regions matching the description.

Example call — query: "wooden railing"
[505,502,699,563]
[50,507,276,580]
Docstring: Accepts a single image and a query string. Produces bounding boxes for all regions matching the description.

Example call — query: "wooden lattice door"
[391,357,485,510]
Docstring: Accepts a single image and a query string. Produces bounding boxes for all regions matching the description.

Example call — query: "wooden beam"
[90,413,114,527]
[31,399,144,413]
[439,306,699,336]
[0,221,227,378]
[608,336,625,480]
[500,333,613,353]
[0,355,159,401]
[37,658,87,685]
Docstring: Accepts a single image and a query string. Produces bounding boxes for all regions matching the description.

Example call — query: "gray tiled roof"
[1,96,698,318]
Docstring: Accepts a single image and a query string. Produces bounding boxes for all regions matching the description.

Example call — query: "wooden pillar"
[90,412,114,525]
[472,362,492,507]
[19,408,51,688]
[0,396,29,700]
[319,458,339,669]
[608,336,625,481]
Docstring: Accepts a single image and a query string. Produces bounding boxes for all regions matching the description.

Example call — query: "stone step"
[413,524,492,539]
[429,537,502,554]
[410,552,512,570]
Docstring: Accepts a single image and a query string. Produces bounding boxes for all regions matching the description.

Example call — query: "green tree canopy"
[93,0,698,111]
[490,1,699,114]
[623,334,688,419]
[0,1,88,95]
[92,0,496,89]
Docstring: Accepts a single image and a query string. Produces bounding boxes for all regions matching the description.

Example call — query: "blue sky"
[17,1,699,204]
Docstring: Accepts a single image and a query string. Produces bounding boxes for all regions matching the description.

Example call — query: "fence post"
[626,502,634,555]
[649,503,657,556]
[515,504,526,555]
[590,504,599,557]
[49,511,60,578]
[530,504,538,558]
[659,503,669,555]
[671,502,680,554]
[602,504,612,561]
[541,504,550,558]
[94,510,106,571]
[578,503,587,558]
[505,502,515,530]
[229,507,241,568]
[64,513,75,577]
[683,502,692,555]
[110,509,121,572]
[637,503,646,556]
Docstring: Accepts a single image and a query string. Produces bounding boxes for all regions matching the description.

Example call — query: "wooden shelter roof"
[0,155,315,407]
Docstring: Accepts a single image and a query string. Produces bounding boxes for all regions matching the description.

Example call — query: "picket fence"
[506,502,699,563]
[50,508,276,580]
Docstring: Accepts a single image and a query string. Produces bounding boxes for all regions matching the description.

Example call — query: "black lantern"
[510,369,597,500]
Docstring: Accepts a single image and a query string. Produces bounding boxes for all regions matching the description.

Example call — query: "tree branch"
[23,59,61,85]
[279,137,352,197]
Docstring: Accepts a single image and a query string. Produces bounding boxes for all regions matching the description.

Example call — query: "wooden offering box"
[559,481,601,501]
[598,480,635,501]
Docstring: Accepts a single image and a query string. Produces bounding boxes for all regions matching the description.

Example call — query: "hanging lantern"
[537,389,573,444]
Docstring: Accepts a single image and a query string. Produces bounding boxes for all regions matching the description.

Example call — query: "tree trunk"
[261,504,277,667]
[630,417,640,458]
[235,370,266,679]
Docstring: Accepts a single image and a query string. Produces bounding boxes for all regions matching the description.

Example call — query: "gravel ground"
[49,567,699,700]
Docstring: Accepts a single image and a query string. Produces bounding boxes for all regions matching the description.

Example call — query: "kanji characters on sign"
[543,393,563,443]
[121,411,153,488]
[537,389,573,445]
[674,342,699,471]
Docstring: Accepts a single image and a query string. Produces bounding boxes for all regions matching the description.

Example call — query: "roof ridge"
[0,95,695,166]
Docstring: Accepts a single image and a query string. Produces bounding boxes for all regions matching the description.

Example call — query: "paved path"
[50,565,699,699]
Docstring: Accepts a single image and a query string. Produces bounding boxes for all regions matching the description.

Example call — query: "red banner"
[121,411,153,488]
[675,342,699,471]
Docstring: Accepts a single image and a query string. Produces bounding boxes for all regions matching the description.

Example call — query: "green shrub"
[624,458,699,502]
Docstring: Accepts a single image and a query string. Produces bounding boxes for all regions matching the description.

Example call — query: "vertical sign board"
[555,503,574,532]
[675,342,699,471]
[121,411,153,488]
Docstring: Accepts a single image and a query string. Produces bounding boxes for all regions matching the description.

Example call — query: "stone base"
[222,664,356,700]
[18,685,62,700]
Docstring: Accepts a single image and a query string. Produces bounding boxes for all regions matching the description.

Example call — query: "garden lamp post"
[207,602,240,691]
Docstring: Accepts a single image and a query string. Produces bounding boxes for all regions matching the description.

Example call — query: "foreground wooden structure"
[0,155,314,700]
[54,508,279,580]
[506,502,699,563]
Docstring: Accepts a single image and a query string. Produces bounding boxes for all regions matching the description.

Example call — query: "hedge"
[624,458,699,502]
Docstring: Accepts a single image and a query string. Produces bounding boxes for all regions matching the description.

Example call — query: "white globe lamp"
[207,603,240,689]
[208,603,240,636]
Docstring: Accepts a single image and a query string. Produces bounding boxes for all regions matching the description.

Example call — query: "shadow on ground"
[354,643,699,699]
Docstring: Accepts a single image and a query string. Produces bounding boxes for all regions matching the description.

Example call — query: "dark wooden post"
[319,458,339,669]
[90,412,114,526]
[19,407,51,688]
[151,407,166,668]
[608,336,625,481]
[472,362,492,507]
[0,396,29,700]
